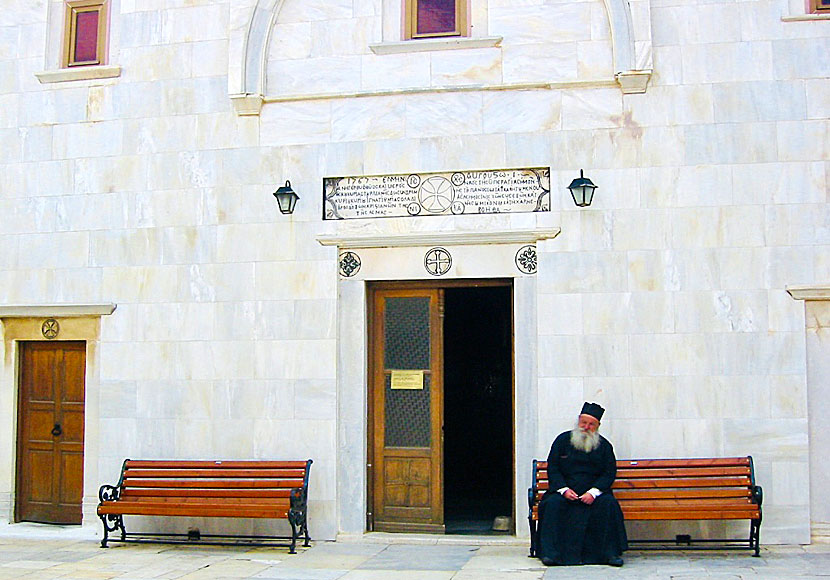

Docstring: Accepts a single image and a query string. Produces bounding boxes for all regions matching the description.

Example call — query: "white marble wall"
[264,0,614,98]
[0,0,827,544]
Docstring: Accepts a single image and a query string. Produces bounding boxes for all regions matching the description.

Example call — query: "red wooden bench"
[97,459,312,552]
[529,457,762,557]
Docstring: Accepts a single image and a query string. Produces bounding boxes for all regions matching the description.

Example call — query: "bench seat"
[529,456,762,557]
[97,459,312,552]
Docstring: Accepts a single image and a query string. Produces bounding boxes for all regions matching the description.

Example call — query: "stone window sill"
[781,13,830,20]
[369,36,502,55]
[35,65,121,84]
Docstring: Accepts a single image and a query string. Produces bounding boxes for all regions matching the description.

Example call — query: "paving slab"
[356,545,478,571]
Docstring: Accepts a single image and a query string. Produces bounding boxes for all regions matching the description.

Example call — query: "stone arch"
[603,0,634,72]
[228,0,287,115]
[229,0,653,114]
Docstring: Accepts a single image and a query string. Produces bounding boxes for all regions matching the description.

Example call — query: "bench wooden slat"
[616,466,750,479]
[536,458,753,470]
[624,509,761,520]
[122,489,295,498]
[613,488,751,500]
[535,478,752,491]
[123,469,307,478]
[616,458,751,468]
[103,497,291,506]
[613,477,752,489]
[620,498,756,508]
[530,493,753,506]
[98,502,290,518]
[112,494,293,502]
[122,479,303,489]
[124,460,310,469]
[530,505,761,519]
[537,465,750,480]
[539,466,751,481]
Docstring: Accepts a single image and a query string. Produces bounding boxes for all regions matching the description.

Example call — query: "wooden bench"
[97,459,312,553]
[528,457,762,557]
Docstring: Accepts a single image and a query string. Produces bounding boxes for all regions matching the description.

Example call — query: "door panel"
[16,341,86,524]
[371,289,444,532]
[29,451,54,503]
[61,451,85,504]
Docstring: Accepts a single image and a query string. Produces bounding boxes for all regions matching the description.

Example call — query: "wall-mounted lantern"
[567,169,597,207]
[273,180,299,215]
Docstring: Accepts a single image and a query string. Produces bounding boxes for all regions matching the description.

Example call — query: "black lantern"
[567,169,597,207]
[273,180,299,215]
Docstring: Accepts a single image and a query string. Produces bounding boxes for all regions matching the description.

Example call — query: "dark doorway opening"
[443,285,513,534]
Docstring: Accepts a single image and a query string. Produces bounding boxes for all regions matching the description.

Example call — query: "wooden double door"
[369,282,513,533]
[16,341,86,524]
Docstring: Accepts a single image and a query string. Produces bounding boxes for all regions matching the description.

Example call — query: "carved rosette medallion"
[339,251,361,277]
[424,247,452,276]
[42,318,60,339]
[515,245,537,275]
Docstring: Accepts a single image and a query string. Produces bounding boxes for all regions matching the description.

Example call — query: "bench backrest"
[531,457,760,519]
[116,460,312,501]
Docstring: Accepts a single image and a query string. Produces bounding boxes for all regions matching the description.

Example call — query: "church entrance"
[368,280,514,534]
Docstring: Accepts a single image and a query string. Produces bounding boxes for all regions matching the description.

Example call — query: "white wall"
[0,0,827,543]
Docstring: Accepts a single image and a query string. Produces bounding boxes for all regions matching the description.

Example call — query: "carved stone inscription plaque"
[323,167,550,220]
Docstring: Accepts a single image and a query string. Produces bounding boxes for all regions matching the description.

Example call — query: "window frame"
[810,0,830,12]
[62,0,108,67]
[404,0,468,40]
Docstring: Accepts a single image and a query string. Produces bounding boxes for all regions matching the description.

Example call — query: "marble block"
[331,96,406,142]
[482,90,561,133]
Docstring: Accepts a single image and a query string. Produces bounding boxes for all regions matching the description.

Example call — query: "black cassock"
[537,431,627,565]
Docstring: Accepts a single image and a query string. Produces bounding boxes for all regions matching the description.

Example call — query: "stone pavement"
[0,525,828,579]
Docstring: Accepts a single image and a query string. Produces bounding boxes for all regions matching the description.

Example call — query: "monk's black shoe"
[607,556,624,567]
[541,557,561,566]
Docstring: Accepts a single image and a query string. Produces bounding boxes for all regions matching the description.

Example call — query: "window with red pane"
[812,0,830,12]
[406,0,467,39]
[64,0,108,67]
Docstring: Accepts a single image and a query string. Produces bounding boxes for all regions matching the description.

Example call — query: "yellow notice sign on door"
[390,370,424,390]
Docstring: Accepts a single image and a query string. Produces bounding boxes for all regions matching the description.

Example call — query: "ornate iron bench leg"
[528,519,537,557]
[288,518,298,554]
[288,487,308,553]
[302,516,311,547]
[99,514,124,548]
[98,484,124,548]
[99,515,109,548]
[751,519,761,557]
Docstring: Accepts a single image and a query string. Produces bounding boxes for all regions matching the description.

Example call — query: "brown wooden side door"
[370,288,444,533]
[16,341,86,524]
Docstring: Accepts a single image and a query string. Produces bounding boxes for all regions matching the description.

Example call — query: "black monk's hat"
[580,401,605,421]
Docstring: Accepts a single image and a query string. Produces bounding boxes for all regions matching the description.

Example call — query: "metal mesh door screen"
[384,375,431,447]
[384,297,431,447]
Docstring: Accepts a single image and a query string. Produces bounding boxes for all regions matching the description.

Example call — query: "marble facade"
[0,0,827,545]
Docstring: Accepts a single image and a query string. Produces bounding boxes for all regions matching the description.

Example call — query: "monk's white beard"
[570,427,600,453]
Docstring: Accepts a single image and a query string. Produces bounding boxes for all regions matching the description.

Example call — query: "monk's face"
[577,414,600,433]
